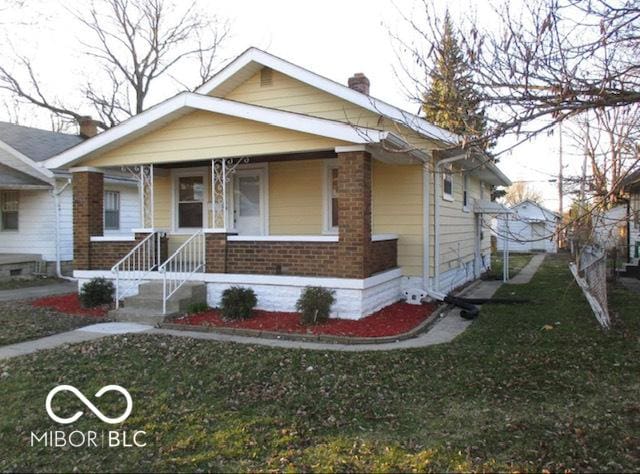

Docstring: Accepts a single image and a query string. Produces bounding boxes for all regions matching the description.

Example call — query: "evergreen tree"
[423,11,486,142]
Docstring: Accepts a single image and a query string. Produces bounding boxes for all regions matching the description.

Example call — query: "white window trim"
[0,190,19,232]
[462,174,470,212]
[171,167,209,233]
[442,167,454,202]
[104,190,121,232]
[322,159,339,234]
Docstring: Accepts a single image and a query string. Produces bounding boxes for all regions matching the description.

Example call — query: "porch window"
[104,191,120,230]
[178,176,204,228]
[443,168,454,201]
[325,163,339,232]
[0,191,18,231]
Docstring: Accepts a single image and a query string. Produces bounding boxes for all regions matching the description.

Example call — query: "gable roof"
[0,122,83,162]
[45,92,425,170]
[511,199,561,218]
[195,47,460,145]
[0,163,50,189]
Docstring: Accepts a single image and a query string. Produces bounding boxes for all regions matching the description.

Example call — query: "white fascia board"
[45,92,386,170]
[0,139,55,182]
[196,48,460,145]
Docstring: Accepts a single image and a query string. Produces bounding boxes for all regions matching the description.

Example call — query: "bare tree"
[0,0,229,129]
[568,105,640,207]
[393,0,640,148]
[503,181,544,206]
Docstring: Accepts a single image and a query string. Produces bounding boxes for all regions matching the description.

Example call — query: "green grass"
[489,252,534,279]
[0,255,638,472]
[0,301,106,346]
[0,276,62,291]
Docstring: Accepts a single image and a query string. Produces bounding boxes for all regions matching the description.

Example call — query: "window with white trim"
[462,175,469,211]
[443,167,454,201]
[324,163,339,232]
[0,191,18,231]
[104,191,120,231]
[177,175,205,228]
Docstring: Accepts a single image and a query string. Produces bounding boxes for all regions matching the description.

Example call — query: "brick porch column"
[205,232,230,273]
[337,150,372,279]
[71,168,104,270]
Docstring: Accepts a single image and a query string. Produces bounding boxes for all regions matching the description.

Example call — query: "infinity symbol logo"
[45,385,133,425]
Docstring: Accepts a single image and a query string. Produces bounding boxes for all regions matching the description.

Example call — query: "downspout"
[52,178,75,281]
[432,152,468,297]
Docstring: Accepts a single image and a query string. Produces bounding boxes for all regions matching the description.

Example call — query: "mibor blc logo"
[30,384,146,448]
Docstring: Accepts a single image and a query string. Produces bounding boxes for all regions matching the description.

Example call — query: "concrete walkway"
[508,254,545,284]
[0,282,76,302]
[0,278,510,359]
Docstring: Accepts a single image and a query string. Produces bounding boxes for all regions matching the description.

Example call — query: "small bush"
[220,286,257,320]
[79,277,114,308]
[296,286,335,325]
[187,302,210,314]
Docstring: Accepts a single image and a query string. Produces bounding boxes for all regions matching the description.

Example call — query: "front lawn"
[489,252,534,279]
[0,296,108,346]
[0,255,638,472]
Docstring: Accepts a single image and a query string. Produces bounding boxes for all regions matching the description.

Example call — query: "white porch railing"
[158,230,206,314]
[112,232,162,308]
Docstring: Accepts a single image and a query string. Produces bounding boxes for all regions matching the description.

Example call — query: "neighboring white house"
[0,121,139,278]
[495,200,560,253]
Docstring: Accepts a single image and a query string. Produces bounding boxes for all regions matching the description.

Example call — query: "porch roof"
[44,93,417,170]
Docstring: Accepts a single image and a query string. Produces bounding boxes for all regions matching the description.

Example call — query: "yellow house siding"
[269,160,324,234]
[81,111,348,168]
[372,161,423,277]
[153,173,172,229]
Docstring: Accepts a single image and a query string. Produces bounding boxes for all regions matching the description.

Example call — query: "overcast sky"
[0,0,579,211]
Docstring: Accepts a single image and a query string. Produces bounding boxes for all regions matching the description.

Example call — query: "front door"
[233,170,264,235]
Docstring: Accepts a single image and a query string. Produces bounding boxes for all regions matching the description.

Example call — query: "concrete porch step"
[110,281,207,324]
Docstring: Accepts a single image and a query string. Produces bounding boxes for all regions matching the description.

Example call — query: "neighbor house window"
[0,191,18,231]
[443,168,454,201]
[325,163,339,232]
[463,175,469,211]
[178,176,205,228]
[104,191,120,231]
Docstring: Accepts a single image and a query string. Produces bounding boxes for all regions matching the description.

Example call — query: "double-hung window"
[104,191,120,231]
[0,191,18,231]
[178,176,205,229]
[462,175,469,211]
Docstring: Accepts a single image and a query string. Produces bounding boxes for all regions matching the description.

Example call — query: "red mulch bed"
[31,293,109,317]
[172,301,437,338]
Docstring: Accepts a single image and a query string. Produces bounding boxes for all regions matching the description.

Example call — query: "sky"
[0,0,580,212]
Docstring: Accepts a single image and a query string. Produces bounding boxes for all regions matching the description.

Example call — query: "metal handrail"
[158,229,206,314]
[111,232,161,308]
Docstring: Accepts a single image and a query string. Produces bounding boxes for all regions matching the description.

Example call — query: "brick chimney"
[348,73,370,95]
[78,116,98,138]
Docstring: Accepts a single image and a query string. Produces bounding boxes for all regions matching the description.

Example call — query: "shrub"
[79,277,114,308]
[296,286,335,325]
[187,302,210,314]
[220,286,257,320]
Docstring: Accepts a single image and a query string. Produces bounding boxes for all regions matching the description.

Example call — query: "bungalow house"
[496,200,560,253]
[45,48,511,319]
[0,120,139,278]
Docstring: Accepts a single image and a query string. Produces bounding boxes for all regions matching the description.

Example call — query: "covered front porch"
[71,148,404,318]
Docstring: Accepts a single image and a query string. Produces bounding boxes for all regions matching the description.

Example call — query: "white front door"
[233,170,265,235]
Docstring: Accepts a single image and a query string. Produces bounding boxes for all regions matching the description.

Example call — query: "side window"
[463,175,469,211]
[443,168,453,201]
[0,191,19,231]
[325,163,339,232]
[104,191,120,231]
